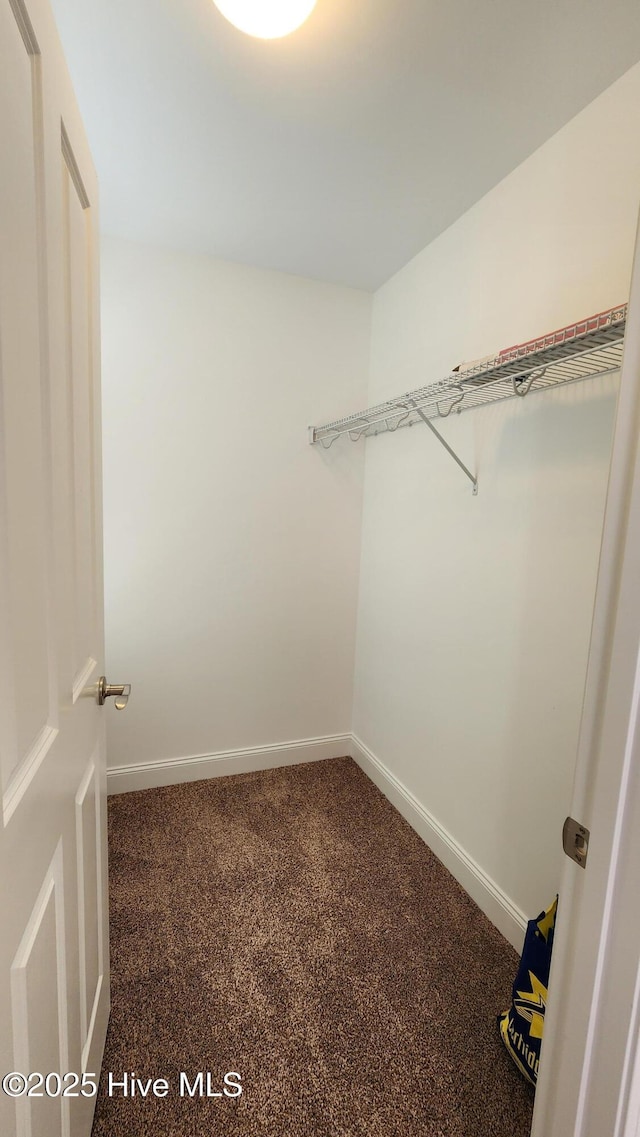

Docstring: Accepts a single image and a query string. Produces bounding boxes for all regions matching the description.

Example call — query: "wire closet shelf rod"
[309,305,627,451]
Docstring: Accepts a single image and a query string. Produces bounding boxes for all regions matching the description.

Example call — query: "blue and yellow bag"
[497,896,557,1087]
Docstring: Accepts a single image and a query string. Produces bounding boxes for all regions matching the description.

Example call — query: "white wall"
[101,62,640,946]
[101,237,371,776]
[353,62,640,933]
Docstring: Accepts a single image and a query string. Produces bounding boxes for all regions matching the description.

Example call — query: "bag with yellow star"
[497,896,558,1086]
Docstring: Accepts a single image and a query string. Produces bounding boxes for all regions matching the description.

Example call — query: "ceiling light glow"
[213,0,318,39]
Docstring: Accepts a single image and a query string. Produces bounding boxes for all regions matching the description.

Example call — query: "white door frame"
[532,214,640,1136]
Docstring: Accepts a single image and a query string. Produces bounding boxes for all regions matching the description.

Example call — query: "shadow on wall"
[486,374,618,905]
[352,367,619,921]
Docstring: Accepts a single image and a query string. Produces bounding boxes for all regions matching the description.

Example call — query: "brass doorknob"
[97,677,131,710]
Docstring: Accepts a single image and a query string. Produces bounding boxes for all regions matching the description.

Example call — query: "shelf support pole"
[405,400,478,495]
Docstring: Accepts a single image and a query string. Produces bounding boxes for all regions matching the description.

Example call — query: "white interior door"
[0,1,109,1135]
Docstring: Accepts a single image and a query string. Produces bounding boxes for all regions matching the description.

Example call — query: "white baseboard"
[106,733,351,795]
[349,733,527,952]
[107,728,526,950]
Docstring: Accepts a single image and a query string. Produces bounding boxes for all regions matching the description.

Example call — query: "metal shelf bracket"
[401,400,478,495]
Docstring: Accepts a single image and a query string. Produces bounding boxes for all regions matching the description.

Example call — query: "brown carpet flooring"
[92,757,534,1137]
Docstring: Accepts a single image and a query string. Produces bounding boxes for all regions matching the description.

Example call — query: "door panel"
[10,843,69,1137]
[0,1,53,802]
[62,138,97,690]
[75,756,104,1070]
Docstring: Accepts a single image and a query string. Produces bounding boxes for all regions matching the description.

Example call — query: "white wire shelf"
[310,304,627,452]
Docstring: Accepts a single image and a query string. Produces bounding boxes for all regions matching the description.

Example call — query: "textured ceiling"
[50,0,640,290]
